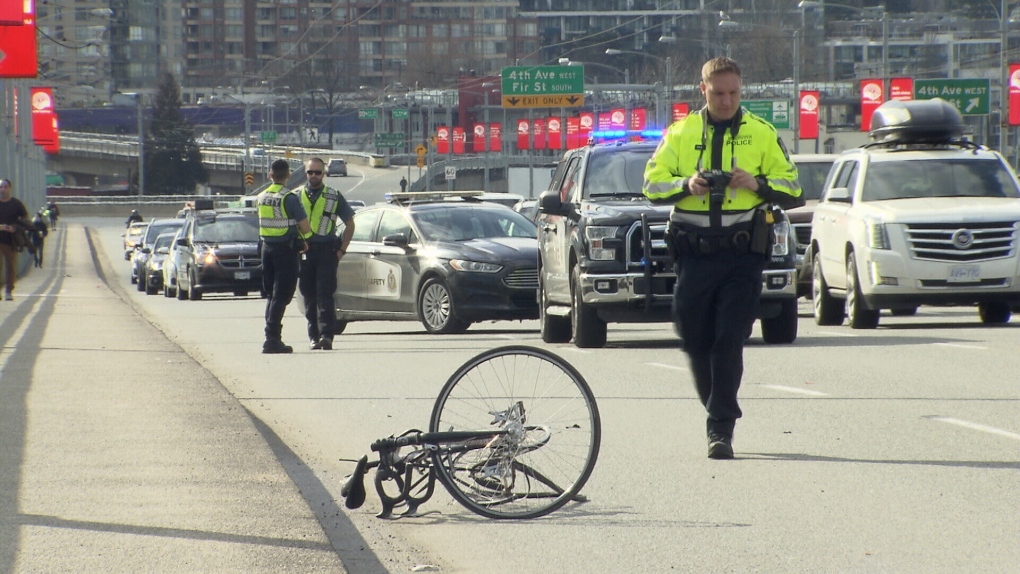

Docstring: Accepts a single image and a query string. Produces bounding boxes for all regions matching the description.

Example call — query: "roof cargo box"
[868,98,965,144]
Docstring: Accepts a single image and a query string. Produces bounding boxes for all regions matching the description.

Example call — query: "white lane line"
[761,384,829,397]
[816,330,860,337]
[646,362,687,371]
[932,417,1020,441]
[933,343,987,350]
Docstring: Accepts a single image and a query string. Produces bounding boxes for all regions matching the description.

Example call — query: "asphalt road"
[8,201,1020,572]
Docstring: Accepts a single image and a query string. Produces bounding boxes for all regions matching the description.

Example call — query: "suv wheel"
[188,271,203,301]
[418,277,469,334]
[846,256,879,329]
[571,266,607,348]
[760,298,798,344]
[978,302,1011,324]
[539,271,571,343]
[812,254,844,326]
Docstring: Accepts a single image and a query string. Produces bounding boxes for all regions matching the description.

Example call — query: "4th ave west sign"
[501,66,585,108]
[914,79,990,115]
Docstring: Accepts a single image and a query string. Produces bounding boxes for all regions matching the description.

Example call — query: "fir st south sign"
[501,66,585,108]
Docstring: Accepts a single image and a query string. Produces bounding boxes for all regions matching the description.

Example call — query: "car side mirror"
[382,234,410,248]
[157,247,170,255]
[176,238,188,247]
[825,187,851,203]
[141,247,151,254]
[539,190,569,216]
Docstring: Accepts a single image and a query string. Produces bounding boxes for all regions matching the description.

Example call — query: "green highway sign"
[914,79,990,115]
[260,130,277,143]
[501,65,585,108]
[391,108,409,119]
[358,109,379,120]
[744,100,790,130]
[374,132,405,148]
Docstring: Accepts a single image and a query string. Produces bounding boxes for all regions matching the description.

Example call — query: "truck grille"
[792,223,811,254]
[626,221,670,265]
[905,222,1017,262]
[218,254,262,269]
[504,267,538,289]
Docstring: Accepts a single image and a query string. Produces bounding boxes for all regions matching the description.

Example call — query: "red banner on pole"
[44,115,60,154]
[799,91,820,140]
[671,102,689,124]
[610,108,626,129]
[517,119,530,150]
[472,123,486,152]
[489,122,501,152]
[1009,64,1020,126]
[890,77,914,101]
[566,117,581,149]
[629,108,647,130]
[0,1,23,25]
[31,87,55,145]
[547,117,562,150]
[532,118,547,150]
[0,1,37,78]
[597,112,612,131]
[860,78,884,132]
[579,112,595,136]
[452,127,465,154]
[436,126,450,154]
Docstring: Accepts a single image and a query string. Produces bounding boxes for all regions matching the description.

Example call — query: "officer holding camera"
[643,57,804,459]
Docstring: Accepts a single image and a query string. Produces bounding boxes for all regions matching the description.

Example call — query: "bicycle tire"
[429,345,601,519]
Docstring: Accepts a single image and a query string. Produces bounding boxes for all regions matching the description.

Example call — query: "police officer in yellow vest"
[298,157,356,351]
[643,57,804,459]
[258,159,312,354]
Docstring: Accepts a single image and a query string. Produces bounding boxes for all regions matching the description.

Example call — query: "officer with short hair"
[257,159,311,354]
[643,57,804,459]
[298,157,356,351]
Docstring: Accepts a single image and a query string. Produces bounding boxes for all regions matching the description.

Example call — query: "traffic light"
[244,172,255,186]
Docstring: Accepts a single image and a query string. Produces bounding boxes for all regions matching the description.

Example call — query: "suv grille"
[504,267,538,289]
[906,222,1017,262]
[218,254,262,269]
[626,221,670,265]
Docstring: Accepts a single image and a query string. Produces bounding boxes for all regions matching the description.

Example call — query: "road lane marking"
[932,417,1020,441]
[646,362,687,371]
[933,343,987,350]
[760,384,829,397]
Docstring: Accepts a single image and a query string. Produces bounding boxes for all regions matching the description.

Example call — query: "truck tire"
[978,302,1011,324]
[761,298,798,344]
[571,267,606,348]
[812,255,844,326]
[846,256,879,329]
[540,273,571,343]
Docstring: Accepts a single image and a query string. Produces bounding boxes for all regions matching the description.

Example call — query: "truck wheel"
[418,277,469,334]
[188,272,203,301]
[540,273,571,343]
[812,255,844,326]
[761,298,798,344]
[846,256,879,329]
[145,280,158,296]
[978,302,1011,324]
[571,267,606,348]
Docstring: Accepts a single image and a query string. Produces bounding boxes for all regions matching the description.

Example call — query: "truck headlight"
[866,220,890,250]
[770,221,790,257]
[450,259,502,273]
[585,226,619,261]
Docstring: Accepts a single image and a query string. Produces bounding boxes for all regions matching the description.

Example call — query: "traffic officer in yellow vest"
[643,57,803,459]
[258,159,312,354]
[298,157,356,351]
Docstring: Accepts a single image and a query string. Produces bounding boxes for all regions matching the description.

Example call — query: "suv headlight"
[585,225,619,261]
[450,259,502,273]
[770,220,791,257]
[866,220,890,250]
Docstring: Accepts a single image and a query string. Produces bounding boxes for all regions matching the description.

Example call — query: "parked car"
[142,232,177,295]
[132,218,185,289]
[123,222,147,261]
[348,199,367,211]
[327,158,348,176]
[174,210,263,300]
[787,153,839,297]
[810,98,1020,328]
[333,194,540,333]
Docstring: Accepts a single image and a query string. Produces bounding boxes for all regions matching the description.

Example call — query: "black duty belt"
[671,221,754,256]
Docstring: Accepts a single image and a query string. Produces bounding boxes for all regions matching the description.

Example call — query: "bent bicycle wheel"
[429,345,601,519]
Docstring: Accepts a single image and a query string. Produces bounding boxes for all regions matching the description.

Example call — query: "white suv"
[811,98,1020,328]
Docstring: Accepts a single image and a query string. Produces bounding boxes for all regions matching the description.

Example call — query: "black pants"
[262,240,300,341]
[673,249,767,438]
[299,243,339,341]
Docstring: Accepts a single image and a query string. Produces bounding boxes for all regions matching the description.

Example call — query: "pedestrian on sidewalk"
[257,159,311,354]
[31,210,49,268]
[399,176,408,193]
[297,157,356,351]
[0,178,30,300]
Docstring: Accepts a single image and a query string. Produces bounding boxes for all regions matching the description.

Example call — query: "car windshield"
[194,217,260,243]
[413,208,538,242]
[863,159,1020,201]
[796,161,834,201]
[583,148,654,198]
[154,234,175,251]
[144,221,183,245]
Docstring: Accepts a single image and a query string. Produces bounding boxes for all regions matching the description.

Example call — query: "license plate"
[947,265,980,283]
[235,271,251,280]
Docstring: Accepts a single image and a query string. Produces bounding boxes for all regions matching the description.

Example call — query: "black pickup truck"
[537,140,799,348]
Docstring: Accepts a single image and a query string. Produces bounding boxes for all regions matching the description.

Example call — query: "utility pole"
[1000,0,1009,154]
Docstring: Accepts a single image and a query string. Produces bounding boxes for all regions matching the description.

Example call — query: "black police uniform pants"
[262,240,300,341]
[673,249,767,439]
[299,243,339,341]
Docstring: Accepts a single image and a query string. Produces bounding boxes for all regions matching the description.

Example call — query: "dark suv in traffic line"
[174,209,263,300]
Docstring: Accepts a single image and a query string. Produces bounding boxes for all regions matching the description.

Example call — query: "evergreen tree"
[145,71,208,194]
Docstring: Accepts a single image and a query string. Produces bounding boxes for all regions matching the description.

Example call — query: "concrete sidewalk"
[0,224,346,573]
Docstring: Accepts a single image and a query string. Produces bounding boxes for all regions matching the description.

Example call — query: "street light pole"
[1000,0,1009,154]
[793,29,801,153]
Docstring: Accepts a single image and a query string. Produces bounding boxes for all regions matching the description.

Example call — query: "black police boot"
[318,336,333,351]
[262,339,293,354]
[707,433,734,460]
[309,338,322,350]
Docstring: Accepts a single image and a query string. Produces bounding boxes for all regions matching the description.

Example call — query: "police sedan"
[334,192,540,334]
